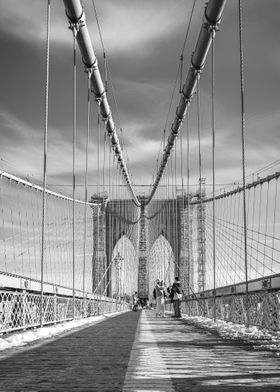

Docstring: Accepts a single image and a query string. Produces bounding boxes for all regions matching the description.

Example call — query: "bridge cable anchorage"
[146,0,227,205]
[238,0,249,326]
[40,0,51,328]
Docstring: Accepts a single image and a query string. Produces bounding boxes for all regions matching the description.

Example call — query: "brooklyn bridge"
[0,0,280,390]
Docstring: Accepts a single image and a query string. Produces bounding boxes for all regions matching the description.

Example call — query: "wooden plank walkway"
[0,310,280,391]
[124,311,280,391]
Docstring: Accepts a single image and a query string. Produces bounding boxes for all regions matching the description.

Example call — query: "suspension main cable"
[63,0,140,207]
[146,0,227,205]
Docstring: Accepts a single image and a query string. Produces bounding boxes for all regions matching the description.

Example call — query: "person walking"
[170,277,182,318]
[154,279,165,317]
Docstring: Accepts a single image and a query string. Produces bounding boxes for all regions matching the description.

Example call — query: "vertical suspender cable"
[171,154,176,274]
[197,77,204,295]
[72,23,78,320]
[211,29,217,321]
[270,179,277,273]
[197,77,202,195]
[179,55,183,93]
[180,126,186,291]
[103,132,106,197]
[174,141,179,276]
[238,0,249,325]
[102,122,107,295]
[41,0,51,328]
[97,101,101,299]
[83,70,91,304]
[186,112,191,309]
[97,102,101,194]
[186,112,190,297]
[109,146,112,298]
[271,178,278,273]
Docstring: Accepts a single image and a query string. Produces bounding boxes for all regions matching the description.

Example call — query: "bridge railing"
[0,171,131,334]
[179,274,280,331]
[0,287,129,334]
[173,172,280,331]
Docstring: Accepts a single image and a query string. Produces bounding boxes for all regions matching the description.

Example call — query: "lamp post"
[115,251,123,301]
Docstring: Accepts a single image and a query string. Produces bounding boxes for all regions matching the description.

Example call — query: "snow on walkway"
[1,310,280,357]
[0,310,129,352]
[182,314,280,355]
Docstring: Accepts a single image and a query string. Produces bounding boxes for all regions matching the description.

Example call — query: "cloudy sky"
[0,0,279,200]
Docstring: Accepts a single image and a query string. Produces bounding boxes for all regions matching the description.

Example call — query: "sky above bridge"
[0,0,279,200]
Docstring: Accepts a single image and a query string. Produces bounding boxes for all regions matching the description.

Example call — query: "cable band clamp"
[102,112,112,125]
[204,10,220,36]
[68,21,80,38]
[66,9,85,36]
[95,90,106,104]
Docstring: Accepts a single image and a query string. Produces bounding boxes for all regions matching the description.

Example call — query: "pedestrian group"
[154,276,182,318]
[131,277,183,318]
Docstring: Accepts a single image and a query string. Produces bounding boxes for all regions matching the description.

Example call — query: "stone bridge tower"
[138,200,148,299]
[89,186,205,299]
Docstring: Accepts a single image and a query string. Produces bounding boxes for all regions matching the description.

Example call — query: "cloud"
[87,0,197,55]
[0,0,279,197]
[0,0,72,46]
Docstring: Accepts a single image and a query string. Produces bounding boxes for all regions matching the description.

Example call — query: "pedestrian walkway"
[124,312,280,391]
[1,310,280,391]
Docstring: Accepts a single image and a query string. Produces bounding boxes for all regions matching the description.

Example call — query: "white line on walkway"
[123,311,175,392]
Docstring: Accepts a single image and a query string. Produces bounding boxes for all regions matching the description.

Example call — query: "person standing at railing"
[170,277,182,318]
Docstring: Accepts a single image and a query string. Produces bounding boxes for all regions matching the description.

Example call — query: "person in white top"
[154,279,165,317]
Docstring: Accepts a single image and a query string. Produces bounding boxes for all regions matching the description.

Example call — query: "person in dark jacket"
[170,277,182,318]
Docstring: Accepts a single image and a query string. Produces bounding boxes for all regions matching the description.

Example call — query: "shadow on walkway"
[1,310,280,391]
[129,312,280,392]
[0,311,140,391]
